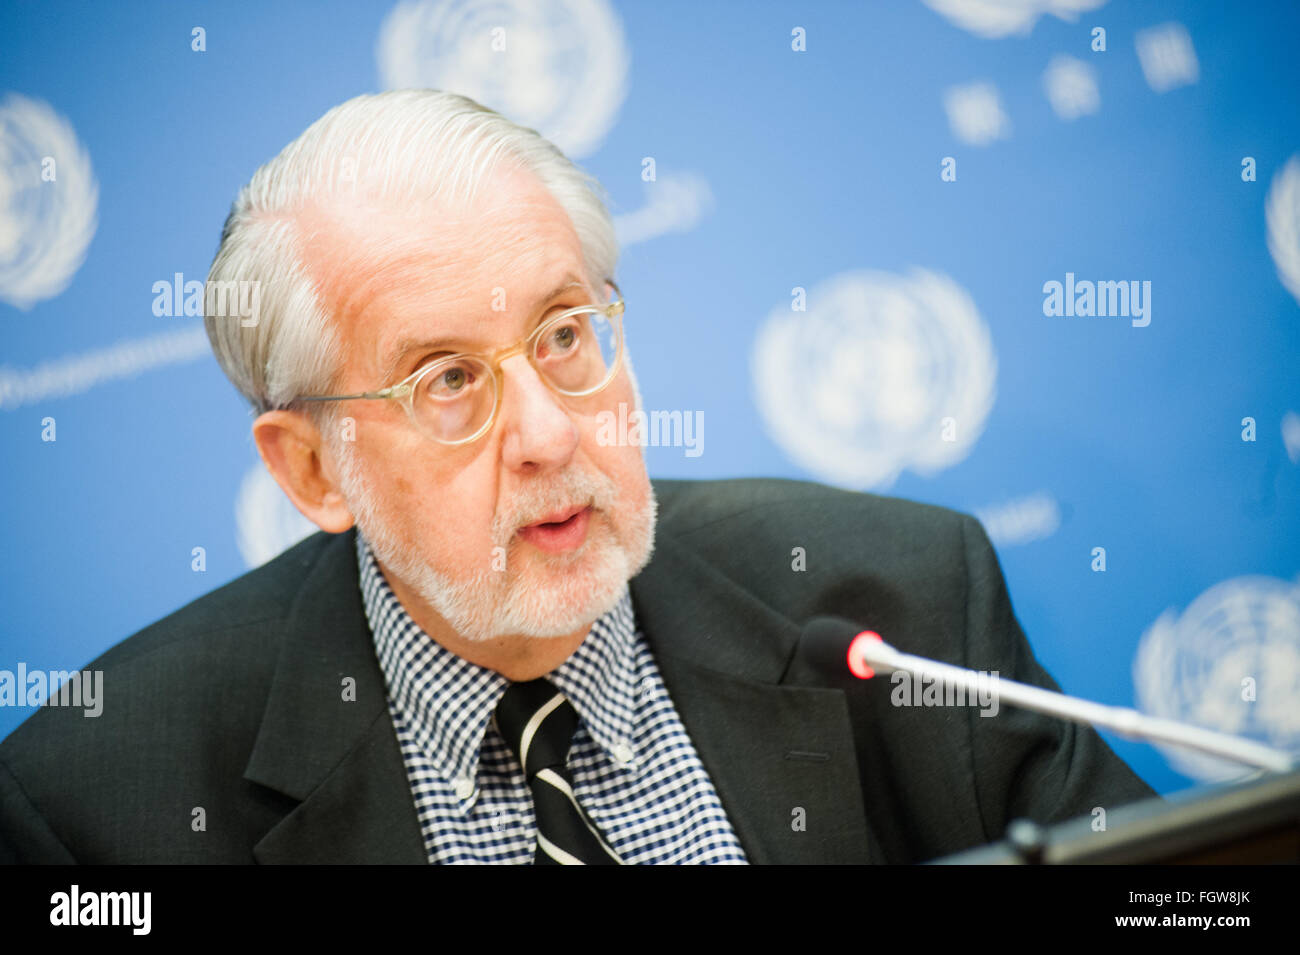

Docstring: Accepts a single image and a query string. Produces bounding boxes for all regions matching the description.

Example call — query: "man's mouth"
[516,505,593,555]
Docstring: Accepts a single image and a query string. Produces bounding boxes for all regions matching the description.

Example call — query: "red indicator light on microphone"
[847,631,883,679]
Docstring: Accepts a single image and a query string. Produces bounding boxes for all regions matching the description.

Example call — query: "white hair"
[203,89,621,416]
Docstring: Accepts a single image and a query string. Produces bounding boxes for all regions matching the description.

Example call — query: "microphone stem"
[863,644,1294,773]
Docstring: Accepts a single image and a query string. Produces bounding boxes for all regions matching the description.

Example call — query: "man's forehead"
[297,180,589,374]
[297,160,575,287]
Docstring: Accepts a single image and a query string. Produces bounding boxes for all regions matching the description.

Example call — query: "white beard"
[333,437,656,644]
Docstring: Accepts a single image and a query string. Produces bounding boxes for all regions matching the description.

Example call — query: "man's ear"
[252,409,356,534]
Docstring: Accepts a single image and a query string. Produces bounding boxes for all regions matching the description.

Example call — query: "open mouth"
[517,505,593,554]
[528,506,585,528]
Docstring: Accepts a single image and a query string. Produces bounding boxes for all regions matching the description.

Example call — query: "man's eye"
[424,361,477,397]
[547,321,580,354]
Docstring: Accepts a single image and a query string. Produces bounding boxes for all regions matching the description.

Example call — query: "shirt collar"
[356,531,640,797]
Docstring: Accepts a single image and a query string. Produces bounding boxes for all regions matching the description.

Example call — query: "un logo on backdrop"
[0,93,98,309]
[1135,575,1300,782]
[1266,154,1300,309]
[920,0,1108,39]
[751,269,997,489]
[376,0,628,159]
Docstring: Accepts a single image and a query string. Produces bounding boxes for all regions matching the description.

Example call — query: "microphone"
[800,615,887,680]
[803,615,1296,774]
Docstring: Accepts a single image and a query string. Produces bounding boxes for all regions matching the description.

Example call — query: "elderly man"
[0,90,1154,865]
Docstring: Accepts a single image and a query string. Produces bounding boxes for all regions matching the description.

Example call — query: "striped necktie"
[493,678,623,865]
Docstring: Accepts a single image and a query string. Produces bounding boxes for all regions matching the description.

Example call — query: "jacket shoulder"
[652,475,966,530]
[0,530,347,862]
[643,477,991,669]
[91,530,340,672]
[650,476,975,578]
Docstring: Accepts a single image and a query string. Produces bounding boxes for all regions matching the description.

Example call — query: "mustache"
[492,469,619,543]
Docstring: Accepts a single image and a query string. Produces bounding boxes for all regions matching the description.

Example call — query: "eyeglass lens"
[412,307,621,442]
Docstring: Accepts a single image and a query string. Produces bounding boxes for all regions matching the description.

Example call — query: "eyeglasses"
[292,280,625,445]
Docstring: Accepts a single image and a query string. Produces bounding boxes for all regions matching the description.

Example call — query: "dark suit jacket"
[0,477,1154,864]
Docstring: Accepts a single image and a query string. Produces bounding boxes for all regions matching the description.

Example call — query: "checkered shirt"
[355,531,749,865]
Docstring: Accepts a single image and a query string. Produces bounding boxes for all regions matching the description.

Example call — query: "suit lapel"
[630,534,878,864]
[244,530,427,864]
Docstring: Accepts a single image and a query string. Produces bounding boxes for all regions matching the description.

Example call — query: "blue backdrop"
[2,0,1298,798]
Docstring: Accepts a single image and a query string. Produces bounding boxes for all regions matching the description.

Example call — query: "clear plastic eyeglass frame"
[292,280,624,446]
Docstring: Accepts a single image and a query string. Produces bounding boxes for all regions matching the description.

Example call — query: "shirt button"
[453,777,475,800]
[613,741,636,766]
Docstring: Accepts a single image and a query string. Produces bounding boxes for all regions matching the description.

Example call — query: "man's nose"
[496,353,580,473]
